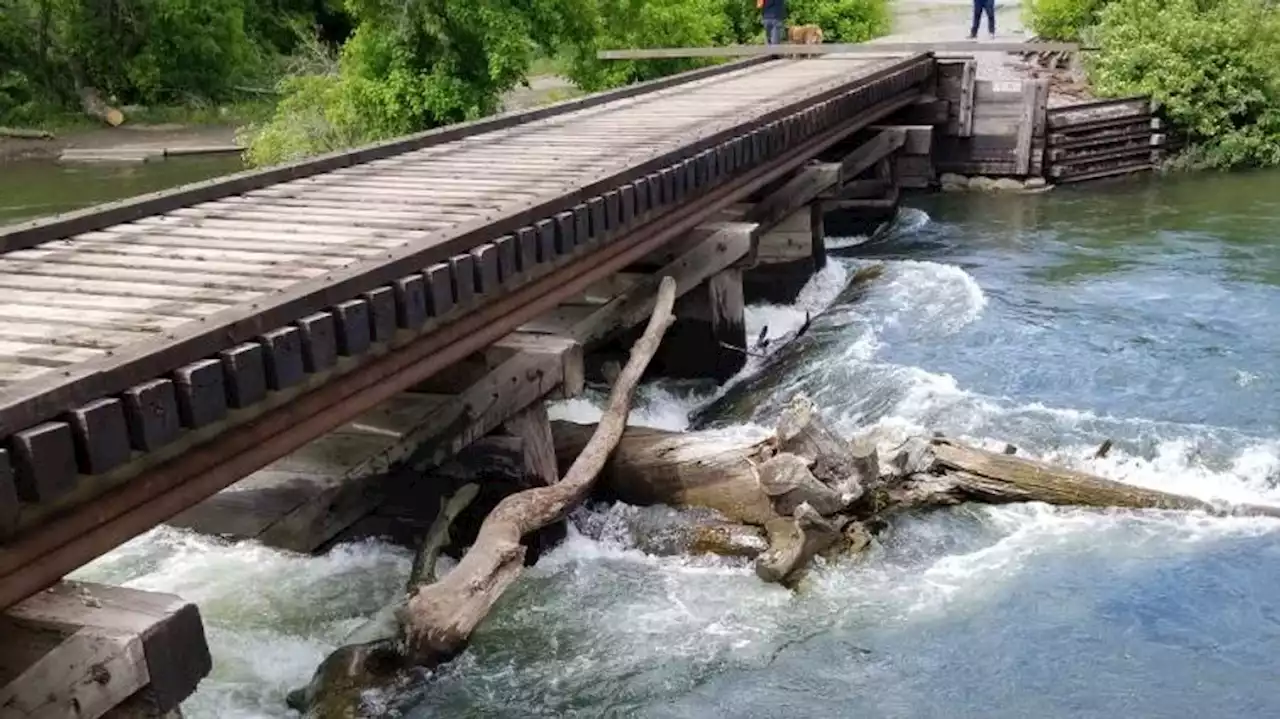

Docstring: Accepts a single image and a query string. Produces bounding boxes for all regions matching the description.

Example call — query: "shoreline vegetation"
[0,0,889,166]
[4,0,1274,172]
[1025,0,1280,170]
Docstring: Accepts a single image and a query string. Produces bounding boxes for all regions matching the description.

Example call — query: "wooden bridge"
[0,48,1101,716]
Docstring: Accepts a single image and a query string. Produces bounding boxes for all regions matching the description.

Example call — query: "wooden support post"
[649,268,746,382]
[168,334,584,553]
[502,402,558,486]
[0,582,209,719]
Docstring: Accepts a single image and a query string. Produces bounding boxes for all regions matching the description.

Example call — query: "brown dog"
[787,24,824,44]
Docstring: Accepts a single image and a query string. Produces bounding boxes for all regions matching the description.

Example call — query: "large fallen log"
[555,399,1280,585]
[290,277,678,718]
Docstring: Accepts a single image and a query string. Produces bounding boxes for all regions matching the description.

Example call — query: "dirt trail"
[871,0,1031,82]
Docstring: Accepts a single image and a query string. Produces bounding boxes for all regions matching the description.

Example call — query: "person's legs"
[985,0,996,36]
[769,19,785,45]
[969,0,982,38]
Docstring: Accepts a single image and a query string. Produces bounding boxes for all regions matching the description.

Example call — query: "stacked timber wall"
[1045,97,1165,183]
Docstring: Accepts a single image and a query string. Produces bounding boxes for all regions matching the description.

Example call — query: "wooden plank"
[596,41,1083,59]
[10,422,78,503]
[173,359,227,430]
[746,163,841,230]
[0,449,16,537]
[4,581,211,715]
[220,343,266,409]
[122,379,181,452]
[5,248,332,281]
[502,402,558,485]
[1014,81,1036,176]
[567,222,756,346]
[836,129,907,182]
[0,259,298,292]
[0,625,146,719]
[958,61,976,137]
[0,290,228,320]
[0,275,256,305]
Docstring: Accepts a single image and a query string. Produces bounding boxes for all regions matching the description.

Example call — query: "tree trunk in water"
[399,276,678,665]
[554,413,1280,557]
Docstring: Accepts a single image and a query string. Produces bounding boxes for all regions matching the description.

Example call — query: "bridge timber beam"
[0,54,935,611]
[0,581,210,719]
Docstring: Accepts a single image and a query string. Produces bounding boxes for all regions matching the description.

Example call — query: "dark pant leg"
[985,0,996,35]
[970,1,982,37]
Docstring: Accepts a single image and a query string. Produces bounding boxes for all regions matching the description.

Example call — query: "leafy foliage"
[1088,0,1280,168]
[562,0,741,93]
[243,0,596,165]
[1022,0,1108,41]
[563,0,889,93]
[789,0,889,43]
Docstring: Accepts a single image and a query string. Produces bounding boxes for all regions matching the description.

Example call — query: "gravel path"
[870,0,1032,82]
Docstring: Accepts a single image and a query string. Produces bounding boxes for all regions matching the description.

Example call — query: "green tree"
[1023,0,1109,41]
[243,0,597,166]
[789,0,889,43]
[1088,0,1280,168]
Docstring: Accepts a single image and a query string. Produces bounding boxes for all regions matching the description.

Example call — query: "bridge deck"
[0,56,898,390]
[0,51,935,609]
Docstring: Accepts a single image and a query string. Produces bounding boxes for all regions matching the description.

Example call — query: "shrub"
[563,0,736,92]
[244,0,597,165]
[1023,0,1108,41]
[789,0,890,43]
[1088,0,1280,168]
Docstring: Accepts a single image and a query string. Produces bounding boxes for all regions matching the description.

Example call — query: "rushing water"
[71,169,1280,718]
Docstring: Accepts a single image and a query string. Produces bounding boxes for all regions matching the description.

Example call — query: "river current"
[72,169,1280,718]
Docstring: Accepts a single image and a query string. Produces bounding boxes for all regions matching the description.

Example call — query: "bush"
[563,0,738,93]
[244,0,597,165]
[1023,0,1108,41]
[1088,0,1280,168]
[789,0,890,43]
[563,0,889,93]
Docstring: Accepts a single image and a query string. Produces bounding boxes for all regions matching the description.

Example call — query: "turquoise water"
[75,169,1280,718]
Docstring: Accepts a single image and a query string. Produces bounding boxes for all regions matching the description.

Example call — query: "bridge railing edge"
[0,56,775,255]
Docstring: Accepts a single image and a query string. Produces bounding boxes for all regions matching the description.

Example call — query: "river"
[32,165,1280,717]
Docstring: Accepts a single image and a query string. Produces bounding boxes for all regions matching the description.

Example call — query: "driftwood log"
[290,277,678,718]
[78,87,125,127]
[555,394,1280,586]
